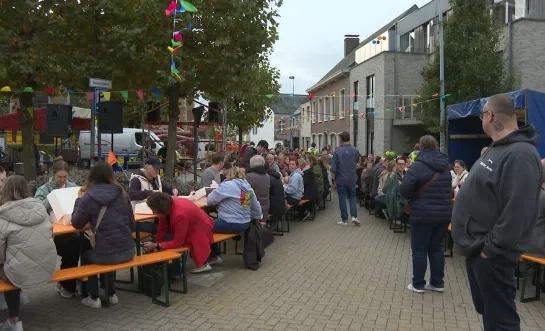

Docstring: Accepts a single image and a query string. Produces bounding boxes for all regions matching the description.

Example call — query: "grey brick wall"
[350,52,428,156]
[509,19,545,92]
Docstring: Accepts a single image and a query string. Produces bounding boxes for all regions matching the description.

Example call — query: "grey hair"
[249,155,265,168]
[0,175,30,205]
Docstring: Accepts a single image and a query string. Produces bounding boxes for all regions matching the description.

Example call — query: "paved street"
[11,193,545,331]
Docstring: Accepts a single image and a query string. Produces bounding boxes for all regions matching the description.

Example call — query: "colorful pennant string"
[165,0,197,83]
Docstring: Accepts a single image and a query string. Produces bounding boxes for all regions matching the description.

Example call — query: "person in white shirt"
[452,160,469,197]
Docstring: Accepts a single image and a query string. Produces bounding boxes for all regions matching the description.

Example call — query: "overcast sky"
[270,0,431,95]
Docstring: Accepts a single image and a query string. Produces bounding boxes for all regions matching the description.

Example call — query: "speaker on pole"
[192,106,205,128]
[98,101,123,134]
[208,101,220,123]
[146,102,161,122]
[46,104,73,137]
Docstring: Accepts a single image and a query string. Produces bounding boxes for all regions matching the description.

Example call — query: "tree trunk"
[19,92,36,180]
[165,83,180,178]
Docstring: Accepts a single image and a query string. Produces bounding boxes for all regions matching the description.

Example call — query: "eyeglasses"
[479,110,491,120]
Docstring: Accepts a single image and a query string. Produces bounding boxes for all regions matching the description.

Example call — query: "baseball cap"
[145,157,164,169]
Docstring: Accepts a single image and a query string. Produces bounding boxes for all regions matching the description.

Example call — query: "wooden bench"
[0,251,181,307]
[133,232,152,240]
[519,254,545,302]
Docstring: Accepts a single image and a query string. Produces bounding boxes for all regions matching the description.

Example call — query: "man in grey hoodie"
[452,94,542,331]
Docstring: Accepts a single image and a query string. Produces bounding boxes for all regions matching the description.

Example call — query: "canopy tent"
[0,107,92,131]
[447,89,545,168]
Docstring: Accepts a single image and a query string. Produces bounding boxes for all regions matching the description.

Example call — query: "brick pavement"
[10,194,545,330]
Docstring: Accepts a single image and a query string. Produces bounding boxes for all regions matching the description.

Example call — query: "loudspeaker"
[146,102,161,122]
[46,104,73,137]
[98,101,123,134]
[208,101,220,122]
[192,106,205,127]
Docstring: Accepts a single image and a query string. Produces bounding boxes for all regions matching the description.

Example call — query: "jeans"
[210,218,249,257]
[54,234,81,293]
[163,233,182,277]
[336,185,357,221]
[139,219,158,234]
[410,222,448,289]
[466,255,520,331]
[80,248,135,299]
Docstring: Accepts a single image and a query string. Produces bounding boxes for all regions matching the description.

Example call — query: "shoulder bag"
[84,206,107,249]
[404,172,440,214]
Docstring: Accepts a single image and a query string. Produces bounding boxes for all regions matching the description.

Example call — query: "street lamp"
[289,76,295,95]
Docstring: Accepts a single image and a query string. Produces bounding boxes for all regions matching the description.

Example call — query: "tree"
[159,0,282,176]
[225,61,280,147]
[0,0,282,178]
[418,0,513,133]
[0,0,172,179]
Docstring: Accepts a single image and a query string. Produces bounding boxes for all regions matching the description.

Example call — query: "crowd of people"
[1,94,545,330]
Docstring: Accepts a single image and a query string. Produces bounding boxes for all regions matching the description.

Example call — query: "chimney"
[344,35,360,57]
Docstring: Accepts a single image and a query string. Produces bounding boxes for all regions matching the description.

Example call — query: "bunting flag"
[86,92,94,104]
[136,89,144,101]
[102,92,111,101]
[120,90,129,103]
[165,0,197,83]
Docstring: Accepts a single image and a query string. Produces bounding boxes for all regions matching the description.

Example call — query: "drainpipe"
[507,21,513,78]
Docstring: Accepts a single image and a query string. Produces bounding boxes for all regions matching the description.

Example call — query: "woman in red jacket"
[144,193,214,274]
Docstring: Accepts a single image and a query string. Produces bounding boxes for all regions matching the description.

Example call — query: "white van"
[78,128,165,165]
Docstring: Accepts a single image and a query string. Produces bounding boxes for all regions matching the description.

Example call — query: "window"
[306,106,310,122]
[252,126,258,135]
[324,97,329,121]
[311,101,316,123]
[330,93,335,120]
[353,81,359,103]
[366,75,375,109]
[339,89,346,118]
[279,118,285,132]
[318,99,324,122]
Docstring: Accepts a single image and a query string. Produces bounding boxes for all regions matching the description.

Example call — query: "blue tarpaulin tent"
[447,89,545,168]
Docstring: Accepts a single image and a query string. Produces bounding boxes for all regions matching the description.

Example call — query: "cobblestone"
[9,193,545,330]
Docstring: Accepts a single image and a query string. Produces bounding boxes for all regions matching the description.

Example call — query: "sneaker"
[81,297,101,308]
[424,283,444,292]
[0,320,23,331]
[382,209,390,221]
[351,217,361,226]
[191,263,212,274]
[209,256,224,266]
[55,283,75,299]
[109,294,119,305]
[407,284,425,293]
[337,221,348,225]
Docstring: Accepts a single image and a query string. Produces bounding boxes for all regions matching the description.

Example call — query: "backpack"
[384,174,407,220]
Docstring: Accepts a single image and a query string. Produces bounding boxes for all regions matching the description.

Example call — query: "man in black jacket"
[452,95,541,331]
[241,140,268,169]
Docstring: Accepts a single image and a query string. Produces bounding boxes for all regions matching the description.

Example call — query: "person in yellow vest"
[307,143,318,156]
[408,143,420,163]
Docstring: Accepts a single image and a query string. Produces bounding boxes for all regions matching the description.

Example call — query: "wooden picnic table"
[52,197,210,236]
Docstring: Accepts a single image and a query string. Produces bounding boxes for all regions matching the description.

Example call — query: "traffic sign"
[89,78,112,89]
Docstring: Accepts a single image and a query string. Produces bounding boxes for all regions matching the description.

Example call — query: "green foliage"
[0,0,282,178]
[222,62,280,133]
[418,0,513,132]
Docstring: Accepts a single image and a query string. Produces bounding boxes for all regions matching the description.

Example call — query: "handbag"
[403,172,440,214]
[84,206,107,249]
